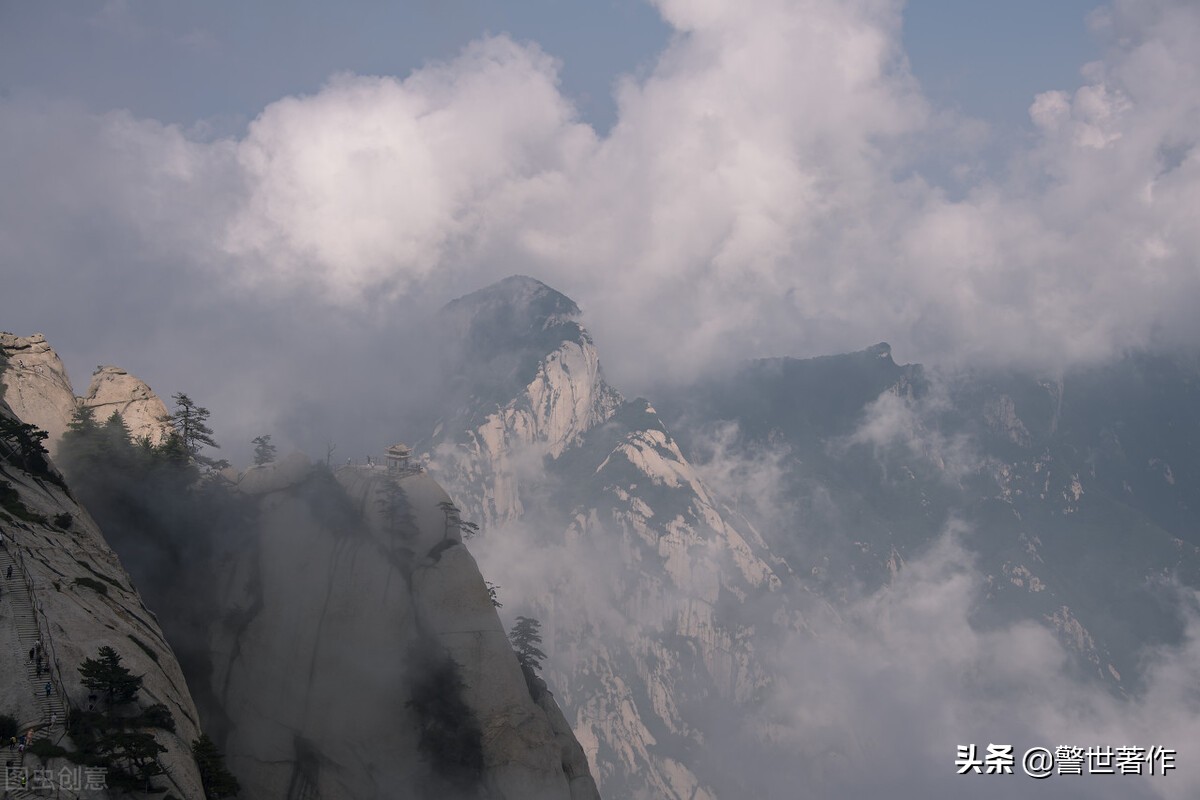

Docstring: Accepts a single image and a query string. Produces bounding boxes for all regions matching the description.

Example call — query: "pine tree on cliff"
[252,434,276,466]
[0,352,51,475]
[437,500,480,541]
[101,411,133,457]
[192,734,241,799]
[508,616,547,674]
[65,404,99,437]
[78,646,143,706]
[169,393,225,468]
[380,480,417,535]
[0,415,50,474]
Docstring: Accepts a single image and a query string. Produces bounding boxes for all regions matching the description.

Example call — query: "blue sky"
[904,0,1101,129]
[3,0,1101,138]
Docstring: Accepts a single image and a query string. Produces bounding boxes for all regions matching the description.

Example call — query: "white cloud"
[753,527,1200,799]
[3,0,1200,396]
[224,37,595,301]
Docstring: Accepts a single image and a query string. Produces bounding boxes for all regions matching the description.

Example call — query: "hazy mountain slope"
[208,456,599,800]
[658,344,1200,688]
[425,277,810,800]
[2,330,600,799]
[430,276,623,527]
[424,277,1200,798]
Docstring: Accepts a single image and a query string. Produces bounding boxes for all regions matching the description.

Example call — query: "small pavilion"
[385,443,422,475]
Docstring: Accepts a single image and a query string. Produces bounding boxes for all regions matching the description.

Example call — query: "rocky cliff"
[80,367,173,447]
[2,330,600,799]
[422,279,1200,797]
[424,277,807,799]
[431,276,623,526]
[0,397,206,799]
[0,333,172,453]
[207,455,599,800]
[0,333,78,456]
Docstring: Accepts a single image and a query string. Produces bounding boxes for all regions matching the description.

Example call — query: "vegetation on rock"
[251,434,276,466]
[191,733,240,799]
[406,638,484,792]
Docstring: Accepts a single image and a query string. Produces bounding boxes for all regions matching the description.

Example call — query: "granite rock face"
[432,276,623,527]
[425,277,802,799]
[81,366,173,446]
[2,331,600,799]
[0,399,206,799]
[0,333,78,455]
[209,457,601,800]
[0,333,173,453]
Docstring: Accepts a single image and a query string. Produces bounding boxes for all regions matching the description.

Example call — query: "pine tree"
[65,404,99,437]
[59,406,102,476]
[192,734,241,799]
[98,729,168,793]
[380,481,417,534]
[251,435,276,466]
[437,500,460,540]
[0,415,50,474]
[508,616,547,674]
[78,646,143,705]
[406,645,484,788]
[169,393,221,467]
[437,500,480,541]
[101,411,133,458]
[156,430,191,464]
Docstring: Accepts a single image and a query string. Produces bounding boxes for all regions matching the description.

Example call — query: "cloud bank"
[3,0,1200,435]
[756,528,1200,800]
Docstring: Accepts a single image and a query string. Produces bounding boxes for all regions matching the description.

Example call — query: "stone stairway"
[0,543,64,798]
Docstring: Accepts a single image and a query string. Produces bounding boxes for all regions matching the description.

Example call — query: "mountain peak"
[443,275,580,328]
[868,342,892,360]
[439,276,594,397]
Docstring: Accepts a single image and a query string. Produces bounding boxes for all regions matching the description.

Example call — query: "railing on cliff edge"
[16,526,76,731]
